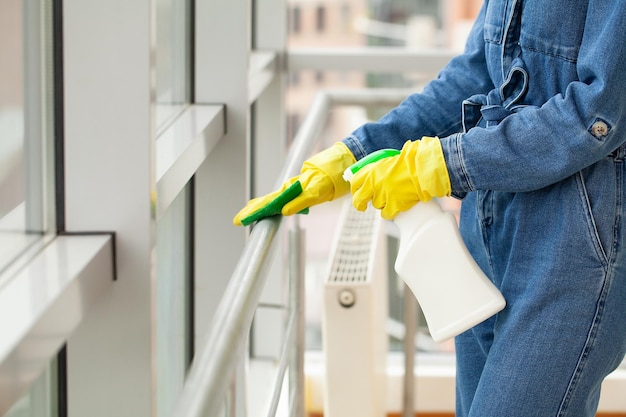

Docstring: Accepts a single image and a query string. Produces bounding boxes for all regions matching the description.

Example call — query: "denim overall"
[343,0,626,415]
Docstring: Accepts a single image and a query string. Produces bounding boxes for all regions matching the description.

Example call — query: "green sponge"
[240,180,309,226]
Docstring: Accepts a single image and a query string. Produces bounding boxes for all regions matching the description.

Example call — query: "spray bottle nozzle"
[342,148,401,182]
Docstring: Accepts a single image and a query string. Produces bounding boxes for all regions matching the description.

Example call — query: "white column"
[251,0,290,360]
[63,0,155,415]
[193,0,250,346]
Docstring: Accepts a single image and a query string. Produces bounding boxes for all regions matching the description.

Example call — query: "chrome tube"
[327,88,414,107]
[171,94,330,417]
[266,312,297,417]
[172,216,281,417]
[287,48,455,74]
[288,225,305,417]
[276,92,331,185]
[403,285,418,417]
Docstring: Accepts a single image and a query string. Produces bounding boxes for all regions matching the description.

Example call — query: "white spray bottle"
[343,149,505,343]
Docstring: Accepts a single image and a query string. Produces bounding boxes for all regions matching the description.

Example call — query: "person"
[234,1,626,415]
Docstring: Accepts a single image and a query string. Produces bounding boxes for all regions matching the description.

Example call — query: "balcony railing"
[171,86,419,417]
[171,46,455,417]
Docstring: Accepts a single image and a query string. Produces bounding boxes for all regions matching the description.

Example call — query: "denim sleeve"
[341,3,493,162]
[440,3,626,195]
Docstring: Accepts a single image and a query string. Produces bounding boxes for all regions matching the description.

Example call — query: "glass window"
[3,357,60,417]
[316,6,326,32]
[154,2,194,413]
[0,0,56,273]
[155,183,193,417]
[155,0,192,130]
[290,6,301,34]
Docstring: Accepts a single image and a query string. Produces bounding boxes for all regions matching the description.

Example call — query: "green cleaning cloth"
[240,180,309,226]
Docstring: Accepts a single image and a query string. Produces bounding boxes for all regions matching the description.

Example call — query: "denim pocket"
[575,158,622,267]
[518,1,586,62]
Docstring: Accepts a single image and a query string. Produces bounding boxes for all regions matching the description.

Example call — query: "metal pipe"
[327,88,413,107]
[266,311,297,417]
[275,92,331,186]
[288,47,455,74]
[171,93,331,417]
[289,225,305,417]
[403,285,418,417]
[172,216,281,417]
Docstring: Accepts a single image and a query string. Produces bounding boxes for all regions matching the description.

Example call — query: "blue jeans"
[454,145,626,416]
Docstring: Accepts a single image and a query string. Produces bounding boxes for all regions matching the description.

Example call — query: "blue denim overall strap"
[462,58,537,131]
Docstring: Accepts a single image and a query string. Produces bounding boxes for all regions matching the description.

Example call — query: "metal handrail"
[171,91,332,417]
[172,89,411,417]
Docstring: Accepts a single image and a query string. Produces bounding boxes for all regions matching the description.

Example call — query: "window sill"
[249,50,278,104]
[155,104,225,217]
[0,234,114,414]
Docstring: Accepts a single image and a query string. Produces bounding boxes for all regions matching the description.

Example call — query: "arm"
[441,3,626,195]
[343,3,494,161]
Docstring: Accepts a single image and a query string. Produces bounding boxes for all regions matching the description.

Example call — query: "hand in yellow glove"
[233,142,356,226]
[350,137,451,220]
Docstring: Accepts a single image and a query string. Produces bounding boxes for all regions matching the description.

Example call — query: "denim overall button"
[591,120,609,138]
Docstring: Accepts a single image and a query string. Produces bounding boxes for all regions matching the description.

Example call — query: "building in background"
[285,0,482,144]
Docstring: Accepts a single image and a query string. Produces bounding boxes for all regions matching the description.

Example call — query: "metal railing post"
[403,285,418,417]
[289,222,305,417]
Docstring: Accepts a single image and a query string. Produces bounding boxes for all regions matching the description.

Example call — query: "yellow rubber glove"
[350,137,451,220]
[233,142,356,226]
